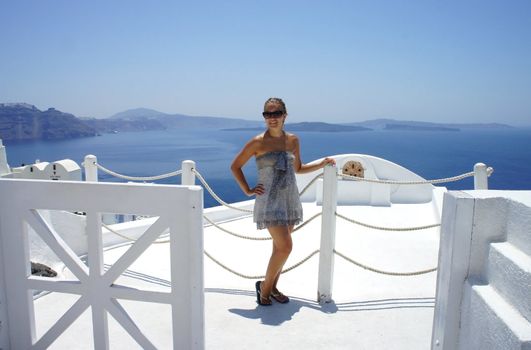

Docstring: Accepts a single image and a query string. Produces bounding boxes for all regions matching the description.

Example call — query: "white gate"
[0,178,204,349]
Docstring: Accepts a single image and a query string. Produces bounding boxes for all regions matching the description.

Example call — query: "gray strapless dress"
[254,151,303,230]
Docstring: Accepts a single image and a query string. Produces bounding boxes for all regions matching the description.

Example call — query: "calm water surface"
[5,128,531,207]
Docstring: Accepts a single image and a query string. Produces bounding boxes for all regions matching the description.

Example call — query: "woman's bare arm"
[292,135,335,174]
[230,138,265,196]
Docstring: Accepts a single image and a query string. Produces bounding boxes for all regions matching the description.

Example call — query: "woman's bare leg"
[271,225,294,292]
[260,225,292,299]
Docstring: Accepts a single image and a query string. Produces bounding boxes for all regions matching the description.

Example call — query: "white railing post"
[317,164,338,303]
[84,155,98,182]
[473,163,488,190]
[170,186,204,349]
[0,194,34,349]
[0,139,11,176]
[86,210,108,349]
[431,192,475,350]
[0,212,10,349]
[181,160,196,186]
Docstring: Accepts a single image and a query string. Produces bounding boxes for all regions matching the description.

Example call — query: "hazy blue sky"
[1,1,530,125]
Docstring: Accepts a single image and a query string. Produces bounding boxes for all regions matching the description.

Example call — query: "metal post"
[473,163,488,190]
[317,164,338,303]
[84,155,98,182]
[181,160,196,186]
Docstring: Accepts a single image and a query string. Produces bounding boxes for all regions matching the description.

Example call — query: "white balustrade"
[0,178,204,349]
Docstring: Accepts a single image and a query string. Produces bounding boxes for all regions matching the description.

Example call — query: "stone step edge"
[490,242,531,275]
[472,284,531,342]
[488,242,531,322]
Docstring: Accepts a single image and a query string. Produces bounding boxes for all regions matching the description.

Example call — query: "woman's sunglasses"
[262,110,284,119]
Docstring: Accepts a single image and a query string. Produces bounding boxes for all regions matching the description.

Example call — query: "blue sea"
[4,128,531,208]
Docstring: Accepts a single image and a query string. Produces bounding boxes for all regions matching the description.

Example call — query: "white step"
[506,201,531,256]
[488,242,531,323]
[460,284,531,349]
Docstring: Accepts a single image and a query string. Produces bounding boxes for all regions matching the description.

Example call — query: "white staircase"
[459,199,531,349]
[432,191,531,350]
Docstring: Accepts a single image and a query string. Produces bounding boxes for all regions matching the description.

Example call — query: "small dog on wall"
[342,160,365,178]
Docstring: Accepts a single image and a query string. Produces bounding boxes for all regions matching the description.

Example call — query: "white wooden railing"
[0,178,204,349]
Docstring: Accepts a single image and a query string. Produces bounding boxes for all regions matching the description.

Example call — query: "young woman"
[231,97,335,306]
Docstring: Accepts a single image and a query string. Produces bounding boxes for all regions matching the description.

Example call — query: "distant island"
[0,103,515,142]
[225,122,371,132]
[343,118,514,131]
[384,124,459,132]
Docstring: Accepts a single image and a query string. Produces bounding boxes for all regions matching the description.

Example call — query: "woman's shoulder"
[285,132,299,143]
[250,132,266,143]
[243,132,265,149]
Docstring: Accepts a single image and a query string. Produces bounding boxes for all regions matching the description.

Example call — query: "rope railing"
[102,223,170,244]
[90,159,492,187]
[203,212,322,241]
[335,212,440,231]
[204,249,320,279]
[340,167,493,185]
[334,250,437,276]
[80,155,497,308]
[94,162,183,182]
[92,159,468,285]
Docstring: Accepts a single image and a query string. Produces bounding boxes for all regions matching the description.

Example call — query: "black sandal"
[255,281,272,306]
[271,289,290,304]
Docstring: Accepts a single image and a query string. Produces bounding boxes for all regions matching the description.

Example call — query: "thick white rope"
[95,162,183,182]
[203,212,322,240]
[335,212,440,231]
[286,212,322,233]
[204,249,320,279]
[340,166,493,185]
[298,173,323,196]
[204,215,270,240]
[193,169,254,213]
[102,223,170,244]
[334,250,437,276]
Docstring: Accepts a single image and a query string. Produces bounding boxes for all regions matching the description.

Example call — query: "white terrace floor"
[33,197,443,349]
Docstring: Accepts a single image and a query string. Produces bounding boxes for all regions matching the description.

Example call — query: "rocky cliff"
[0,103,98,141]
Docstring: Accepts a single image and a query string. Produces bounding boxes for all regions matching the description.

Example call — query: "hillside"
[81,117,166,133]
[0,103,97,141]
[0,104,516,142]
[110,108,262,129]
